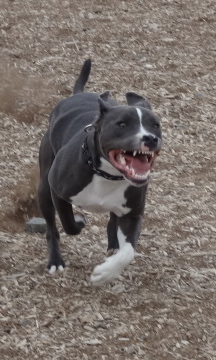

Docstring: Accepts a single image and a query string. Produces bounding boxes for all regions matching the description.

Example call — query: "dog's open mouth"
[108,148,159,185]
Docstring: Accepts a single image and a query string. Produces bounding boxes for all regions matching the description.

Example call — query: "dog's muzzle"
[108,145,160,186]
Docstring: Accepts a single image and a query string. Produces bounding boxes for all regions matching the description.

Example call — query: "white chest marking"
[71,175,130,216]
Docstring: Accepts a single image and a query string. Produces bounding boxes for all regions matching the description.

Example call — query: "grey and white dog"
[38,59,162,286]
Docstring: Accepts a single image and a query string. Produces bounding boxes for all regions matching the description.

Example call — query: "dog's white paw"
[91,257,122,286]
[91,243,135,286]
[49,265,64,274]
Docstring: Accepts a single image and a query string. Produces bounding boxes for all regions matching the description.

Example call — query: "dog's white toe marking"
[49,265,57,274]
[91,242,135,286]
[58,265,64,272]
[49,265,64,274]
[74,213,87,225]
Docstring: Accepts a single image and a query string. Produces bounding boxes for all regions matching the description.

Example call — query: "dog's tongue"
[124,154,150,174]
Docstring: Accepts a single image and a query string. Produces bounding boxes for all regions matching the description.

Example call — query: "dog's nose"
[142,134,158,147]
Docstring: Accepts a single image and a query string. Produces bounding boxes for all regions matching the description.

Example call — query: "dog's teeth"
[119,154,126,165]
[133,151,137,157]
[121,158,126,165]
[130,168,135,177]
[141,151,153,156]
[117,153,126,165]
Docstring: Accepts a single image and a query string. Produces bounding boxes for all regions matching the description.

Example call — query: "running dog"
[38,59,162,286]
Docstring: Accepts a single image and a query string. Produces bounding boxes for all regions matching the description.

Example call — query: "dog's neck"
[82,134,124,181]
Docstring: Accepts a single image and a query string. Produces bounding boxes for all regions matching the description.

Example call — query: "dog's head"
[94,92,162,187]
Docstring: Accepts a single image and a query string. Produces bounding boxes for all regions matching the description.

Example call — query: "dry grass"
[0,0,216,359]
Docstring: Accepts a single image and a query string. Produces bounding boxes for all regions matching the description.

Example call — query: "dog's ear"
[126,92,152,110]
[99,91,110,102]
[98,94,111,115]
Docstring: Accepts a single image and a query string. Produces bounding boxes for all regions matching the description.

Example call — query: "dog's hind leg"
[106,212,119,257]
[38,132,65,273]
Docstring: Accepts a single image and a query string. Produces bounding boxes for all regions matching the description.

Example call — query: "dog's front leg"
[45,189,86,273]
[51,189,86,235]
[106,212,119,257]
[91,213,142,286]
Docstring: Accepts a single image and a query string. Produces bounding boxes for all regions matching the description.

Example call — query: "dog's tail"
[73,59,91,95]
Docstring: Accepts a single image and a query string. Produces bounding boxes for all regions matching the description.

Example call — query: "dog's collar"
[82,137,124,181]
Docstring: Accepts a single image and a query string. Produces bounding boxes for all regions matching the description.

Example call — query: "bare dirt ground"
[0,0,216,359]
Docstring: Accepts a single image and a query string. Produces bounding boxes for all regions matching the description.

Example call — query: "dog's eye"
[118,122,127,127]
[154,122,160,129]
